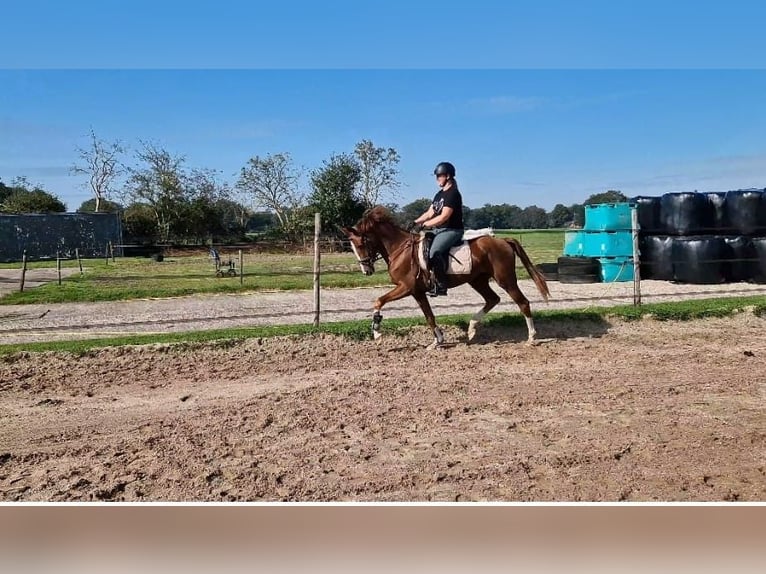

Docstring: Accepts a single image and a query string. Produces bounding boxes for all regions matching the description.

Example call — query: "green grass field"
[0,231,565,305]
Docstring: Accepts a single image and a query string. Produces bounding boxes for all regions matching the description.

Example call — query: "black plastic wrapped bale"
[706,192,729,233]
[751,237,766,284]
[660,192,714,236]
[672,236,727,284]
[639,235,674,280]
[630,196,662,235]
[725,189,766,236]
[722,236,756,282]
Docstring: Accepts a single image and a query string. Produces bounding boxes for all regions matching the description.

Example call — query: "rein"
[361,231,420,269]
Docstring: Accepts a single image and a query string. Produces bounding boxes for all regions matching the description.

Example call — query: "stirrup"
[428,285,448,297]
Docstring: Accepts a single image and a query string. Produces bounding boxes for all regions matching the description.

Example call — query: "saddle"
[418,228,495,276]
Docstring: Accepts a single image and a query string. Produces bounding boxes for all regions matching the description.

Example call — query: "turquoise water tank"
[584,203,634,231]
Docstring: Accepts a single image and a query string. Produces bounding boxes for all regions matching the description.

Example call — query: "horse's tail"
[505,238,550,302]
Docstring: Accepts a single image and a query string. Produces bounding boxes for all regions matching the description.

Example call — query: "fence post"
[76,248,83,275]
[19,250,27,292]
[57,251,62,286]
[239,249,244,286]
[631,205,642,306]
[105,242,109,265]
[313,212,321,327]
[109,241,115,263]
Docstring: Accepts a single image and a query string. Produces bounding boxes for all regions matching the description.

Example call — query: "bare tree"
[236,152,304,232]
[71,128,126,213]
[354,139,401,208]
[126,141,186,242]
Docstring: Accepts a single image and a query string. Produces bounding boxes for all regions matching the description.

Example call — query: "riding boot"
[428,254,449,297]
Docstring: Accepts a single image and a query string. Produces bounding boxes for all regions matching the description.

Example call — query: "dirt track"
[1,313,764,501]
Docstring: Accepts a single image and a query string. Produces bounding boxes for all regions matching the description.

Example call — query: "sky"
[1,1,765,212]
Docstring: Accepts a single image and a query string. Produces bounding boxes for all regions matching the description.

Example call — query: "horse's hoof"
[372,331,382,341]
[526,338,540,346]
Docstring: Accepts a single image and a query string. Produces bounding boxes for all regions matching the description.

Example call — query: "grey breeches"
[429,228,464,260]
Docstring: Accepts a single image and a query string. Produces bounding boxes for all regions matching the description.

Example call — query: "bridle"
[354,234,384,270]
[354,232,414,271]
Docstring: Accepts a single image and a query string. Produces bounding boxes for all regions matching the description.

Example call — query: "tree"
[0,179,12,204]
[519,205,549,229]
[77,198,122,213]
[548,203,573,228]
[70,129,126,213]
[570,203,585,227]
[398,198,432,225]
[172,168,232,243]
[125,142,187,242]
[214,197,250,239]
[121,203,159,242]
[1,188,66,213]
[236,153,305,235]
[246,211,278,233]
[307,153,365,235]
[584,189,627,205]
[354,139,401,208]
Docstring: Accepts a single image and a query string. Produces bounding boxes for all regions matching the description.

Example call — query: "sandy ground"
[1,313,764,502]
[2,278,766,345]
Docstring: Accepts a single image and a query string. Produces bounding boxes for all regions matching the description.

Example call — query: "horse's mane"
[356,206,400,234]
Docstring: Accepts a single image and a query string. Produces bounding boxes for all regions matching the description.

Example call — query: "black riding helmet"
[433,162,456,177]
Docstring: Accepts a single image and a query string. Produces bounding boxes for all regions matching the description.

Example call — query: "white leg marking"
[467,309,486,342]
[427,326,445,350]
[525,316,537,343]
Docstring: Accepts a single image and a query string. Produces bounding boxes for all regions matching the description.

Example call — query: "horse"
[342,206,550,348]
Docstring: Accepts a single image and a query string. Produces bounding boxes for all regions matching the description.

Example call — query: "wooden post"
[19,250,28,292]
[105,243,109,265]
[313,212,321,327]
[109,241,115,263]
[57,251,62,286]
[76,248,83,275]
[239,249,244,286]
[631,205,642,306]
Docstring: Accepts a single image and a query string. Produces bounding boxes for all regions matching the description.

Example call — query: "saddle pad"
[417,238,474,275]
[462,227,495,240]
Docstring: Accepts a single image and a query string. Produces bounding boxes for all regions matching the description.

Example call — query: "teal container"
[564,230,633,257]
[599,256,635,282]
[584,203,634,231]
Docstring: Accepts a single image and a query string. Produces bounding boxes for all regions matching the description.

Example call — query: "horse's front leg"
[412,292,445,349]
[371,283,412,340]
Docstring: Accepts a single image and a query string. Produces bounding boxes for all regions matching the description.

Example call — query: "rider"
[413,161,464,297]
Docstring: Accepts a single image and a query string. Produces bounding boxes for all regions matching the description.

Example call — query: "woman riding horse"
[343,206,550,348]
[412,161,464,297]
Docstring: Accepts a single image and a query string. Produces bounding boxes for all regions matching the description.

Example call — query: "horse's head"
[341,225,381,275]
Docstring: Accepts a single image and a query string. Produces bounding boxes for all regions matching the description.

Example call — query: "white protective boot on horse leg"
[426,326,445,350]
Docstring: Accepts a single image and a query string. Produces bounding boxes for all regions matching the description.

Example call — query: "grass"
[495,229,565,265]
[0,231,565,305]
[0,254,390,304]
[1,295,763,357]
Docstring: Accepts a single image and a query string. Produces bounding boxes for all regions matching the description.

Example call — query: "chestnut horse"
[342,206,550,347]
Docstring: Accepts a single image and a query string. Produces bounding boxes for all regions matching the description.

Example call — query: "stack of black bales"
[631,189,766,284]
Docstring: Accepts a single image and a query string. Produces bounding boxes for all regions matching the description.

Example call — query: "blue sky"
[1,1,765,211]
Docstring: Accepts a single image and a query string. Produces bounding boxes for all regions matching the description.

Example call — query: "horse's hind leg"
[495,271,537,342]
[467,276,501,342]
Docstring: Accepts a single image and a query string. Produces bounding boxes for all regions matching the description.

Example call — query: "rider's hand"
[407,221,422,232]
